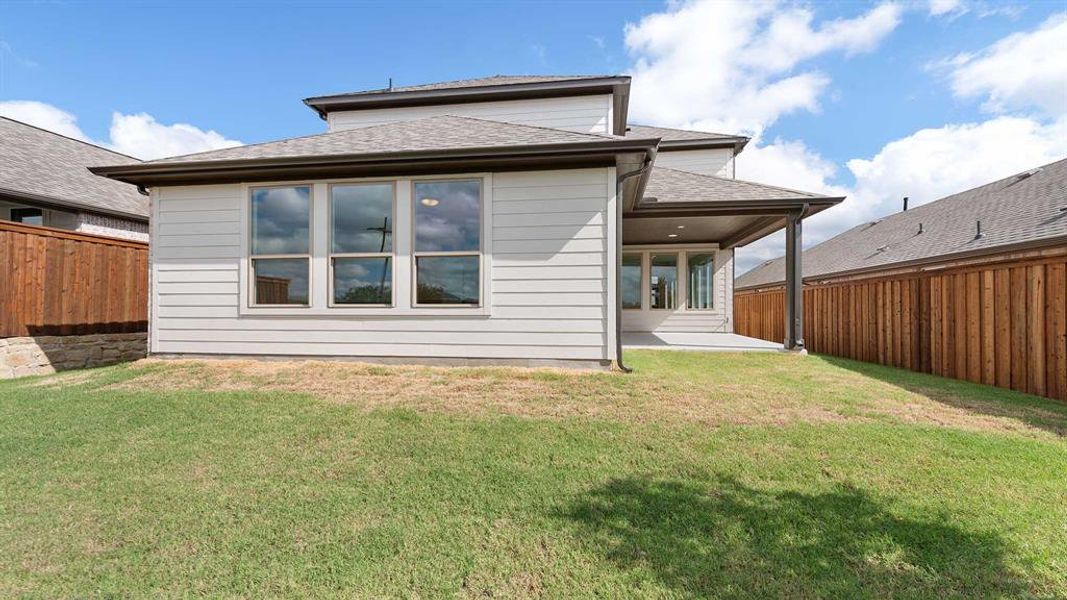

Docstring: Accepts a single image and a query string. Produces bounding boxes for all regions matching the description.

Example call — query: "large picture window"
[250,186,311,305]
[687,253,714,310]
[622,253,642,309]
[330,183,394,305]
[413,180,481,305]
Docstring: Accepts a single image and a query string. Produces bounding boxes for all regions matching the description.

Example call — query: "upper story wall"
[654,148,735,178]
[327,95,614,135]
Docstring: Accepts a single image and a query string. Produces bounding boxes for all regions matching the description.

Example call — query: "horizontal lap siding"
[653,149,734,178]
[734,248,1067,402]
[327,96,612,135]
[152,169,611,361]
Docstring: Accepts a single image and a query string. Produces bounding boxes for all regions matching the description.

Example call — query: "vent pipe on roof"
[918,222,923,234]
[902,196,909,211]
[975,220,984,240]
[388,77,394,91]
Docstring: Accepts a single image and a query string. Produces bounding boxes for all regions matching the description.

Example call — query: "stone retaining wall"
[0,332,147,378]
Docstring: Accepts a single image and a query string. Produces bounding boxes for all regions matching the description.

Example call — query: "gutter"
[656,137,750,153]
[90,138,662,185]
[614,153,655,373]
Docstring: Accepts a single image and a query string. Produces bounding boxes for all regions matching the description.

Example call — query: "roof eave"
[90,138,661,186]
[657,137,751,153]
[634,195,844,214]
[303,76,633,123]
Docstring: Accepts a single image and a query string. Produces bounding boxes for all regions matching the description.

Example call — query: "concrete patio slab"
[622,332,786,352]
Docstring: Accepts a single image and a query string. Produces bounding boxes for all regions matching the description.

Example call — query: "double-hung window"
[250,185,311,306]
[330,183,395,306]
[412,180,482,306]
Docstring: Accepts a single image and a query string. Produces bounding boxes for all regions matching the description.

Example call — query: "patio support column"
[784,208,805,351]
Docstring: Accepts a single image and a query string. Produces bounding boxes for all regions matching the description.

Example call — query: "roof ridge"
[0,115,142,162]
[145,114,628,164]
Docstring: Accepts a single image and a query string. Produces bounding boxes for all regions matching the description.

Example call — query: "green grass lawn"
[1,352,1065,598]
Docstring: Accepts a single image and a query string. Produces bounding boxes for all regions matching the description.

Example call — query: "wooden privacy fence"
[735,246,1067,402]
[0,221,148,337]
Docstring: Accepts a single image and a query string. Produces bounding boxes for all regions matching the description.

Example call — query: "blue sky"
[2,1,1065,270]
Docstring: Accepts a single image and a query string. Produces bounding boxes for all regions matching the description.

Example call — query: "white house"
[92,75,842,368]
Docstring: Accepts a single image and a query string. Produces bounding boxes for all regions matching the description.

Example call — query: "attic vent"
[875,245,889,253]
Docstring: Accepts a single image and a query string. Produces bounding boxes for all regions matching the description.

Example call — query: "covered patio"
[618,166,844,353]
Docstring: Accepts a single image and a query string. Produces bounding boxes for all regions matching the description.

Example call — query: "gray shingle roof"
[311,75,612,98]
[736,157,1067,289]
[142,115,628,165]
[626,124,746,144]
[0,117,147,219]
[645,166,834,204]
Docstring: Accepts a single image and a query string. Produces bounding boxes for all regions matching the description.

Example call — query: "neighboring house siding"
[77,212,149,242]
[150,168,614,362]
[1,201,147,241]
[327,95,613,135]
[653,149,734,178]
[621,247,734,333]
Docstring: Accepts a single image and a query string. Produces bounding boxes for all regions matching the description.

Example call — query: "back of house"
[92,75,839,367]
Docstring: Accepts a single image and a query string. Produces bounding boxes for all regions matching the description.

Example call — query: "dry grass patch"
[95,354,1067,437]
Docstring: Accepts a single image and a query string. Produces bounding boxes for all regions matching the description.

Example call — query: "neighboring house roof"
[0,116,148,221]
[643,166,837,205]
[91,115,660,186]
[736,157,1067,289]
[626,124,749,153]
[303,74,632,134]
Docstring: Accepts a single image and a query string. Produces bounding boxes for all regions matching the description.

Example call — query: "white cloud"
[735,115,1067,273]
[943,12,1067,116]
[928,0,965,17]
[846,115,1067,213]
[625,0,902,137]
[733,140,852,272]
[0,100,241,160]
[0,100,89,140]
[108,112,241,160]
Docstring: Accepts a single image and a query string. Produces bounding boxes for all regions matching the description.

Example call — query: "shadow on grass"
[562,476,1044,599]
[819,355,1067,437]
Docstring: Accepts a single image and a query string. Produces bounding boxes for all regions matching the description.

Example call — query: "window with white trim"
[687,253,714,310]
[650,253,678,310]
[250,185,311,306]
[330,183,394,306]
[412,179,482,306]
